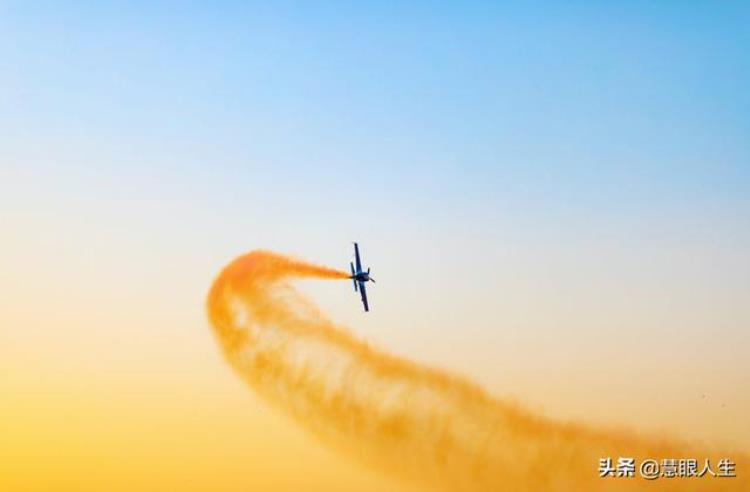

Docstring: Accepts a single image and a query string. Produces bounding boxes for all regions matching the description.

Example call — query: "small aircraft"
[349,242,375,312]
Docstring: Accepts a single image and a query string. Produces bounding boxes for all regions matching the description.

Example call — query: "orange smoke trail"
[206,250,747,492]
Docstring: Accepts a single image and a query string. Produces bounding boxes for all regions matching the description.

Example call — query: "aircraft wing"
[358,281,369,312]
[354,242,362,271]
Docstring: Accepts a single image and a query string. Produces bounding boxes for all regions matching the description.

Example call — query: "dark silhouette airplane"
[349,242,374,312]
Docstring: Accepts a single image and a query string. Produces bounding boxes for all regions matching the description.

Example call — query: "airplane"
[349,242,374,312]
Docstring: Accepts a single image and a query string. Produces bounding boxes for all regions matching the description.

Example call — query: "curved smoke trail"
[206,250,746,491]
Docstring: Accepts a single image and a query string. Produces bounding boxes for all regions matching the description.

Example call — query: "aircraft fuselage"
[351,272,371,283]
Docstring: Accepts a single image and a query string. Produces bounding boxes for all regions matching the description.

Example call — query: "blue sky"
[2,2,748,268]
[3,3,748,207]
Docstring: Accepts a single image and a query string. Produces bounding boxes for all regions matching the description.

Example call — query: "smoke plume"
[206,250,746,491]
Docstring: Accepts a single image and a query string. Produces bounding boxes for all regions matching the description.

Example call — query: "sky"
[1,2,749,491]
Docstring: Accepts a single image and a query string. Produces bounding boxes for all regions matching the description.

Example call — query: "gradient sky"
[1,3,749,491]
